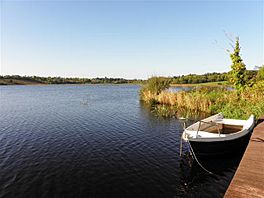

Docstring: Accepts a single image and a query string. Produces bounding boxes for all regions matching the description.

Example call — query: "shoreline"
[1,79,228,87]
[0,78,143,86]
[0,82,141,86]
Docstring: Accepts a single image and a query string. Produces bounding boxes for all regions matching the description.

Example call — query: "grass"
[0,79,42,85]
[170,81,229,87]
[140,81,264,119]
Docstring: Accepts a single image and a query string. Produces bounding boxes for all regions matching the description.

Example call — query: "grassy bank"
[170,81,229,87]
[140,81,264,119]
[0,78,43,85]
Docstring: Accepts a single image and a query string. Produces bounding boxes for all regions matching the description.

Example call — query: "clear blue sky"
[1,0,263,79]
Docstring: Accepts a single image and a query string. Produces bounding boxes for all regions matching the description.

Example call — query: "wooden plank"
[224,117,264,198]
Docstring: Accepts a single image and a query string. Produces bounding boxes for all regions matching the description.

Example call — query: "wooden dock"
[224,117,264,198]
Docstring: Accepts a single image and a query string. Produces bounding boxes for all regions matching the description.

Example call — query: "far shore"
[0,79,229,87]
[0,79,141,86]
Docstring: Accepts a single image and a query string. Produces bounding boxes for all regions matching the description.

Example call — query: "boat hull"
[188,132,251,157]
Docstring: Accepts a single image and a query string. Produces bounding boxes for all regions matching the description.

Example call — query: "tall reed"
[140,82,264,119]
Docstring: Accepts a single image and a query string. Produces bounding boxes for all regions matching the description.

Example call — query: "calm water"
[0,85,242,198]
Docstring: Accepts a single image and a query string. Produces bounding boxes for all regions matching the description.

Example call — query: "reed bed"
[140,81,264,119]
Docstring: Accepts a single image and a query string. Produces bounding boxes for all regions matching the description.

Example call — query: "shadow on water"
[140,101,245,198]
[177,151,245,198]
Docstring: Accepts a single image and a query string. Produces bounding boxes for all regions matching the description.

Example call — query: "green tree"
[229,37,246,91]
[141,76,171,95]
[256,65,264,81]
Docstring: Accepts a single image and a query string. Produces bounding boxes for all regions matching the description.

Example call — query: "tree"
[141,76,171,95]
[256,65,264,81]
[229,37,246,91]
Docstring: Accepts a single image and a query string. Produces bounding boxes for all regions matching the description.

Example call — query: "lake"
[0,85,242,198]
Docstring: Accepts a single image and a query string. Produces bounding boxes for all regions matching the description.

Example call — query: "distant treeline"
[0,75,143,85]
[171,70,257,84]
[0,70,258,85]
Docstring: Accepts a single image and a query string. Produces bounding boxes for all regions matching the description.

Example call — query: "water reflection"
[0,85,241,198]
[168,86,193,92]
[141,98,244,198]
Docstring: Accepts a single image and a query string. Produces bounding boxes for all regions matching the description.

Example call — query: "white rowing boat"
[182,113,255,156]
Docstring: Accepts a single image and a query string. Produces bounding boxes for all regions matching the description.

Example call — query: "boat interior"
[199,123,243,134]
[183,114,254,139]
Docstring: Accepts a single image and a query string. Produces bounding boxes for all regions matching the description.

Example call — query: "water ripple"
[0,85,241,198]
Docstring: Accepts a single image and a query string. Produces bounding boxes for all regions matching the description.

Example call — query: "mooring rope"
[180,136,183,157]
[186,140,214,175]
[179,117,214,175]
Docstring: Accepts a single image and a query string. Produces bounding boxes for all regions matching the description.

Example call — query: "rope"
[180,136,183,157]
[179,119,186,157]
[186,140,214,175]
[179,117,214,175]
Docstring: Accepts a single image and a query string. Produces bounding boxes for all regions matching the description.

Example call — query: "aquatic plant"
[140,83,264,119]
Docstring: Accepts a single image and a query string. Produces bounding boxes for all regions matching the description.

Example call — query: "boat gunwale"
[182,113,255,142]
[184,128,249,142]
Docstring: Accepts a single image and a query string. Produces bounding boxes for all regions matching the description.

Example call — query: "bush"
[140,76,171,98]
[256,66,264,81]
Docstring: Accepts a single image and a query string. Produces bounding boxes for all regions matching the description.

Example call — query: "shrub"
[256,66,264,81]
[140,76,171,101]
[229,37,246,91]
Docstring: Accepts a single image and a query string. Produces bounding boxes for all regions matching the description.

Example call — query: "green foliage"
[211,100,264,120]
[141,76,171,95]
[256,66,264,81]
[139,38,263,119]
[152,105,178,117]
[0,75,143,85]
[244,70,257,87]
[141,84,264,119]
[229,37,247,91]
[172,72,228,84]
[192,85,264,119]
[149,98,160,106]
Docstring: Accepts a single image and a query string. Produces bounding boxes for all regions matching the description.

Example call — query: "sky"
[1,0,263,79]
